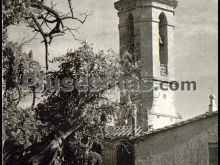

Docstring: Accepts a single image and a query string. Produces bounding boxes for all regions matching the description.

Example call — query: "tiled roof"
[104,111,218,140]
[133,111,218,140]
[105,126,143,139]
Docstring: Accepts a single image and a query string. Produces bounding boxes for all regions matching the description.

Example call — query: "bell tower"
[114,0,181,131]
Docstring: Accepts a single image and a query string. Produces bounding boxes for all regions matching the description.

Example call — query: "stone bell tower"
[114,0,181,131]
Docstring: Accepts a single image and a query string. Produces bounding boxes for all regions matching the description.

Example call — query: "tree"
[3,41,140,164]
[3,1,142,164]
[3,0,92,71]
[3,0,93,113]
[31,42,124,164]
[3,0,93,146]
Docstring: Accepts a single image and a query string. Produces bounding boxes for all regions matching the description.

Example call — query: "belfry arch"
[127,13,135,53]
[158,12,168,76]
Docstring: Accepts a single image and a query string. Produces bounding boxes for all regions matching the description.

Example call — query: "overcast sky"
[8,0,218,119]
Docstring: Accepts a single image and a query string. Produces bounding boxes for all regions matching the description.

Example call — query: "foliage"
[32,43,123,164]
[3,42,140,164]
[3,41,44,146]
[3,42,41,100]
[37,43,120,128]
[2,42,47,165]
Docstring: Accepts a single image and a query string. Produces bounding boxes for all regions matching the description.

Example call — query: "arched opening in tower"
[127,14,135,53]
[159,13,168,76]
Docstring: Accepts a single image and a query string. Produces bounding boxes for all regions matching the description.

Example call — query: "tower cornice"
[114,0,178,12]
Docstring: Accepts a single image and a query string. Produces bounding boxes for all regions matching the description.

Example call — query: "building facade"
[134,111,218,165]
[102,111,218,165]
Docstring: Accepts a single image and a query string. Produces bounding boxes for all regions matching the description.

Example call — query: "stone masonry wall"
[134,114,218,165]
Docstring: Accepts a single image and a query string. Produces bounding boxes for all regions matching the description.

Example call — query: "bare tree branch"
[19,32,39,47]
[22,0,93,71]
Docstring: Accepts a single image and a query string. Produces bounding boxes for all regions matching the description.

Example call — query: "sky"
[8,0,218,119]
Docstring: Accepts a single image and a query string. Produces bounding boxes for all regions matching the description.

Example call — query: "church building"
[101,0,218,165]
